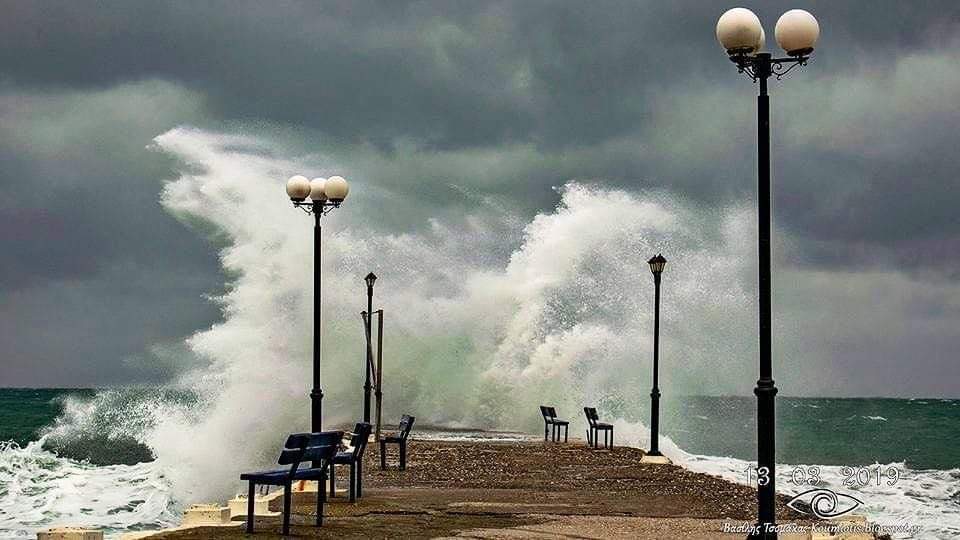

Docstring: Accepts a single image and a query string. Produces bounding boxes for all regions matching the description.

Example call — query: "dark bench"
[584,407,613,449]
[330,422,372,501]
[239,431,341,535]
[379,414,414,470]
[539,405,569,442]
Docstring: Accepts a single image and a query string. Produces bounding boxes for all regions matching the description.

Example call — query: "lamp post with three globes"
[715,7,820,539]
[285,174,351,434]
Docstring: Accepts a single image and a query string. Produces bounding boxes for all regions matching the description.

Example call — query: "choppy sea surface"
[1,389,957,539]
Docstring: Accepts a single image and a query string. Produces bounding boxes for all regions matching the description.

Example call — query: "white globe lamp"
[323,176,350,203]
[716,8,763,54]
[775,9,819,56]
[285,175,311,201]
[309,178,327,202]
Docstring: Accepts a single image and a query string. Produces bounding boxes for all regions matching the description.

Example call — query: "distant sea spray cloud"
[54,127,760,502]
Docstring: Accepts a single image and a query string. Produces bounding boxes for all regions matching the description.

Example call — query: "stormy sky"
[1,1,959,395]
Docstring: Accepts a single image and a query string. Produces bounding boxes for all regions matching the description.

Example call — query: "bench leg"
[564,425,568,442]
[282,481,292,536]
[544,423,549,441]
[329,462,336,498]
[380,441,387,470]
[246,481,255,533]
[357,460,363,498]
[349,462,356,501]
[400,441,407,470]
[610,426,614,449]
[316,472,325,526]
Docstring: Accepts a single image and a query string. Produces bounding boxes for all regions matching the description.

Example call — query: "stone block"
[37,528,103,540]
[182,503,231,525]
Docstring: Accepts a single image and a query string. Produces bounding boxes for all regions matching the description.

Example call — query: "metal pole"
[311,208,323,438]
[364,281,374,423]
[752,52,778,540]
[375,310,384,442]
[649,272,662,456]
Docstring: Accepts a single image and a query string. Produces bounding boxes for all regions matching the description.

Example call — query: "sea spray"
[29,126,760,501]
[105,127,763,502]
[36,127,958,538]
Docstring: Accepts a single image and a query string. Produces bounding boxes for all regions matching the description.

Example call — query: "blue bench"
[379,414,415,470]
[240,431,342,535]
[540,406,569,442]
[329,422,372,501]
[584,407,613,449]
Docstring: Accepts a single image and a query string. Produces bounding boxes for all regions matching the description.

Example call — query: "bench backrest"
[583,407,599,427]
[541,406,561,421]
[398,415,415,440]
[302,432,342,464]
[345,422,373,459]
[278,431,342,476]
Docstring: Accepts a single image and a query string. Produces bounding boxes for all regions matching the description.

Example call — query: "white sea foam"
[608,422,960,540]
[0,441,177,540]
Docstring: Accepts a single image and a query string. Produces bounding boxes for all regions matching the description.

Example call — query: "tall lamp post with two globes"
[285,174,351,435]
[715,7,820,539]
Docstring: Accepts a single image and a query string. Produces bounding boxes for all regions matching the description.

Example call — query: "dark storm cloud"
[0,81,223,385]
[2,1,956,148]
[1,1,959,389]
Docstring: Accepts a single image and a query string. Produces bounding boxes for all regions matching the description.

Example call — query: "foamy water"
[4,127,956,539]
[613,421,960,539]
[0,441,177,539]
[5,429,958,539]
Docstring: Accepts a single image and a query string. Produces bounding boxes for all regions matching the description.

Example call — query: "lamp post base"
[640,454,671,464]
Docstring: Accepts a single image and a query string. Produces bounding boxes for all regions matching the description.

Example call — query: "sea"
[1,389,957,539]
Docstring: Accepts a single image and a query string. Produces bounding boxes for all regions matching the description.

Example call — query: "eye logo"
[786,488,863,519]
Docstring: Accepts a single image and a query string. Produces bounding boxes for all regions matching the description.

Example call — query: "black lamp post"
[646,254,666,457]
[285,174,351,436]
[363,272,377,424]
[716,7,820,539]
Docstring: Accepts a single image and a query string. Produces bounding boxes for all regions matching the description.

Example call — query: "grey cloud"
[1,1,959,389]
[0,81,224,385]
[2,1,954,149]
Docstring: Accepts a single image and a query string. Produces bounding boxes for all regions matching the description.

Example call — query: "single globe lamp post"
[647,254,667,457]
[285,174,351,436]
[363,271,378,425]
[716,7,820,539]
